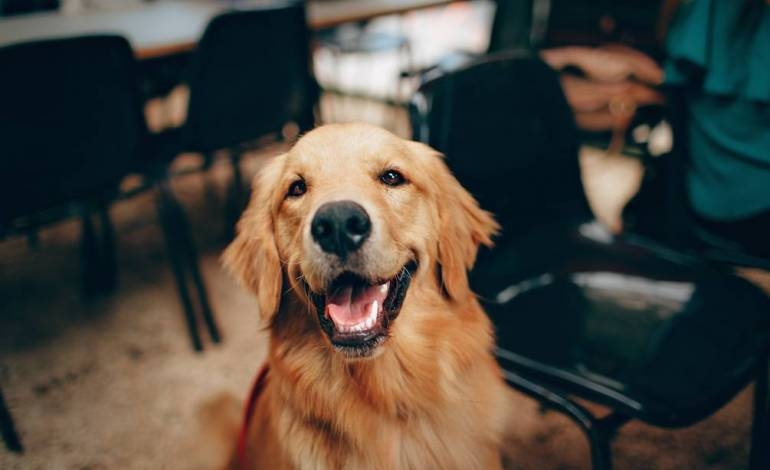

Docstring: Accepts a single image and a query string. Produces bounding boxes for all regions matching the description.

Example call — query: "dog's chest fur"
[265,370,506,470]
[254,314,510,470]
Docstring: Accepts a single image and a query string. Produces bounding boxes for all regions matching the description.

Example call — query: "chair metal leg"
[750,361,769,470]
[587,415,626,470]
[186,256,220,344]
[201,152,221,217]
[156,181,203,352]
[156,179,220,350]
[225,150,246,241]
[500,368,629,470]
[80,207,101,296]
[173,195,221,344]
[0,386,22,453]
[588,429,612,470]
[80,200,118,296]
[95,198,117,292]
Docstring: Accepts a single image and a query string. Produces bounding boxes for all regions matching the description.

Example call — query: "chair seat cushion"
[479,221,770,427]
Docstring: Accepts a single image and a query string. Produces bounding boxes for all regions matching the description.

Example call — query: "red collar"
[237,364,270,470]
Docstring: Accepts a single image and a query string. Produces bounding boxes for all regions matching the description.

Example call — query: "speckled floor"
[0,150,276,470]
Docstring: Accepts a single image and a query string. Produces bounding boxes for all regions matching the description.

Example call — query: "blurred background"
[1,1,769,469]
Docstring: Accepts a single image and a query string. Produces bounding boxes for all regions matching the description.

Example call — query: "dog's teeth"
[335,300,380,334]
[357,301,376,330]
[380,283,389,295]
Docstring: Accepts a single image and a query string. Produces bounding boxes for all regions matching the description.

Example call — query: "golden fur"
[223,123,513,470]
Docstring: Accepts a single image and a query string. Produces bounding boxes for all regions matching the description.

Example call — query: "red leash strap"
[237,364,270,470]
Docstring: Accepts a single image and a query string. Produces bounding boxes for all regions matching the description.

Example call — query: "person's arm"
[540,45,663,85]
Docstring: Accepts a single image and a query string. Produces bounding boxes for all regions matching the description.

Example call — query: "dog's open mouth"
[310,261,417,358]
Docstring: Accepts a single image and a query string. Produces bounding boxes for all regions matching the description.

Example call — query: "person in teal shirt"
[664,0,770,257]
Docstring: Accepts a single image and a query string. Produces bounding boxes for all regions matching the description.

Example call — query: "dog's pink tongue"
[326,283,387,327]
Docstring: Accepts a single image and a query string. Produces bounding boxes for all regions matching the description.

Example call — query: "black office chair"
[0,0,59,16]
[0,34,140,453]
[0,36,142,295]
[410,51,770,470]
[148,1,319,236]
[1,34,220,345]
[0,33,226,450]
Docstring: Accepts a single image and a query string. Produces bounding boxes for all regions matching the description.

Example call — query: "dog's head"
[224,123,498,359]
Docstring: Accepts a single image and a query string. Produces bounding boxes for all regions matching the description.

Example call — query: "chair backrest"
[410,51,591,242]
[487,0,536,53]
[0,35,144,223]
[0,0,59,16]
[184,1,319,153]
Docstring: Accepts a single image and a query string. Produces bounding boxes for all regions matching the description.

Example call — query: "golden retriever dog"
[223,123,514,470]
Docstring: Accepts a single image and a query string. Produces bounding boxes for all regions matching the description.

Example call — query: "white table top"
[0,0,456,59]
[307,0,455,29]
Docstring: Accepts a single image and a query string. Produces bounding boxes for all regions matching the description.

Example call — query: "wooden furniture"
[0,0,460,60]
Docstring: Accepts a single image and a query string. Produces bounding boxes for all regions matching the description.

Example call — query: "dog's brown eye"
[287,179,306,198]
[380,169,406,187]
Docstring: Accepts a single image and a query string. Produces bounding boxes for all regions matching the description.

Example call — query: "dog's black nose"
[311,201,371,258]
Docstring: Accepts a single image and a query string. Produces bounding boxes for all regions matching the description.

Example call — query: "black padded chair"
[149,1,319,235]
[0,33,223,450]
[410,51,770,470]
[487,0,541,53]
[0,35,219,346]
[0,34,141,453]
[0,0,59,16]
[0,36,142,294]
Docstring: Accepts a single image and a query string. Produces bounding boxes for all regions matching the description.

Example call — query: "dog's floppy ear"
[410,142,500,301]
[222,156,285,322]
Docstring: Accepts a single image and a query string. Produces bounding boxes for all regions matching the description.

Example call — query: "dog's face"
[224,123,498,359]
